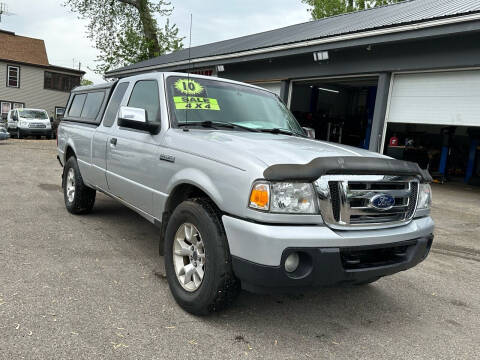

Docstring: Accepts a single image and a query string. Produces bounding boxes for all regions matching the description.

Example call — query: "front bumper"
[222,215,434,293]
[232,236,433,293]
[18,128,52,136]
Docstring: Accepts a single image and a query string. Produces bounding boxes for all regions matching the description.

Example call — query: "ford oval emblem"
[370,194,395,210]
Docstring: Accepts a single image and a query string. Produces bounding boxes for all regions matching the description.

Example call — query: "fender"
[165,167,224,210]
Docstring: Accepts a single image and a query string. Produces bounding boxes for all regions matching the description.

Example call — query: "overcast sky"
[1,0,310,84]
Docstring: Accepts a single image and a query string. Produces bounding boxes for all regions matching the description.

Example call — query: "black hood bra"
[263,156,433,183]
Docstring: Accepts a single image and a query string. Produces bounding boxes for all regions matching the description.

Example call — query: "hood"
[166,129,386,170]
[20,117,49,122]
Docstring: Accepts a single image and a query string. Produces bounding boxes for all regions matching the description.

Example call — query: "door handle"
[110,138,117,146]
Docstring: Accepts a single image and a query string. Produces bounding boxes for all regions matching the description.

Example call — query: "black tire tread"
[63,156,96,215]
[192,198,240,314]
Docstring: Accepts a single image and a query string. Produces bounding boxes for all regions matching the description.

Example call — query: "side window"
[103,82,129,127]
[80,91,105,120]
[7,65,20,88]
[128,80,160,122]
[69,94,87,117]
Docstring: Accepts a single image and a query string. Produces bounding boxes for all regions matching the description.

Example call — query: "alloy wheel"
[172,223,206,292]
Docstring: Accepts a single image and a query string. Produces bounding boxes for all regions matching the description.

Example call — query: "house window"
[55,107,65,117]
[44,71,80,92]
[1,102,12,121]
[7,66,20,88]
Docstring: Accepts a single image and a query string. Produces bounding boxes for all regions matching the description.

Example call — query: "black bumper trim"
[232,235,433,294]
[18,128,52,136]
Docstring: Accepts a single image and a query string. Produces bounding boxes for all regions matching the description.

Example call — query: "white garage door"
[254,82,282,97]
[387,70,480,127]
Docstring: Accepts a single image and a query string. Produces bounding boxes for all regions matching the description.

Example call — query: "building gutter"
[106,12,480,78]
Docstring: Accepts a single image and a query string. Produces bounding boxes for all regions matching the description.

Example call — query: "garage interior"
[384,124,480,185]
[289,76,378,149]
[383,70,480,185]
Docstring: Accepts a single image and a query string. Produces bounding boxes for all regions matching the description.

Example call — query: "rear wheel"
[63,156,96,214]
[164,199,240,315]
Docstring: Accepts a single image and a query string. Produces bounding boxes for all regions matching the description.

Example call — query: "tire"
[164,199,240,315]
[62,156,96,214]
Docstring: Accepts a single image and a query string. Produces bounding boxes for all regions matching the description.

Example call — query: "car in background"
[0,126,10,141]
[7,108,52,139]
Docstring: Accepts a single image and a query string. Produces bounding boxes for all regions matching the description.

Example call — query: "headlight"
[417,183,432,210]
[20,121,28,127]
[249,181,317,214]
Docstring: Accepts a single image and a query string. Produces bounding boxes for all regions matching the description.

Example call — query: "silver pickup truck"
[57,73,434,315]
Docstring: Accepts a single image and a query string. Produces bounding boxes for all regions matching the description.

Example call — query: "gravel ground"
[0,139,479,359]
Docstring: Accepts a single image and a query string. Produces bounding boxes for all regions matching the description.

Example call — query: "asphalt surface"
[0,139,479,359]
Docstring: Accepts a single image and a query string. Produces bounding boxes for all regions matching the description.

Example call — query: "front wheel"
[164,199,240,315]
[63,156,96,214]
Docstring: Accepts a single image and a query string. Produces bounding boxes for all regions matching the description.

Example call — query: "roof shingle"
[0,30,49,66]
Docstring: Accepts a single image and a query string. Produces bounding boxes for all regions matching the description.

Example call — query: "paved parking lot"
[0,139,479,359]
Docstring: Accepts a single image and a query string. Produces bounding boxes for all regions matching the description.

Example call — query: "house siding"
[0,61,79,118]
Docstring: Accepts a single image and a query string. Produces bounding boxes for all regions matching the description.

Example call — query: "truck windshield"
[19,110,48,119]
[166,76,305,136]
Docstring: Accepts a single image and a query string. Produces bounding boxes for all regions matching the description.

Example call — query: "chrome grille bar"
[314,175,419,230]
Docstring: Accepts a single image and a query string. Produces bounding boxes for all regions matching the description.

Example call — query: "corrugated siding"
[111,0,480,74]
[0,61,73,117]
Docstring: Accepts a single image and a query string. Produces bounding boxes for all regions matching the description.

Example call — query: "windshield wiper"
[178,121,260,132]
[259,128,301,136]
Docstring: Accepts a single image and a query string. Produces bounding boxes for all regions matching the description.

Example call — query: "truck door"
[105,79,162,215]
[91,82,129,191]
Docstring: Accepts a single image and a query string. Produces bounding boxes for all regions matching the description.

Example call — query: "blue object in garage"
[439,146,449,175]
[465,139,478,183]
[363,86,377,149]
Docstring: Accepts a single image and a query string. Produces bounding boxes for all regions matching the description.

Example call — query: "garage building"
[107,0,480,185]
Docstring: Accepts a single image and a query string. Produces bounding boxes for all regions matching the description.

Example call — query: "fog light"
[285,252,300,273]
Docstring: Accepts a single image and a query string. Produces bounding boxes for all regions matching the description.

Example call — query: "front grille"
[28,123,46,129]
[315,175,419,229]
[341,241,416,270]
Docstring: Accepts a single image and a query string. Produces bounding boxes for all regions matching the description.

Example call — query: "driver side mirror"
[302,127,315,139]
[118,106,160,135]
[12,114,18,121]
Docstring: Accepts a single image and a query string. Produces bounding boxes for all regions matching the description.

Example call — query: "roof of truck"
[72,81,116,93]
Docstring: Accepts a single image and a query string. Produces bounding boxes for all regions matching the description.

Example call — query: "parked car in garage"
[57,73,434,315]
[7,108,52,139]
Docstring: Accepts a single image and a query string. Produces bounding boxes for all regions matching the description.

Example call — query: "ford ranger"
[57,73,434,315]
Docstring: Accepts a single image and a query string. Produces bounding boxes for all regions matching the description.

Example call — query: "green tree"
[80,78,94,86]
[302,0,405,19]
[64,0,183,74]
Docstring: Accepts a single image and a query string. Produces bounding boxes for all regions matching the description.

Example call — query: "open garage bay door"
[388,70,480,127]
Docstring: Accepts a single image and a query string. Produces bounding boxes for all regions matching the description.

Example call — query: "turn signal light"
[249,183,269,210]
